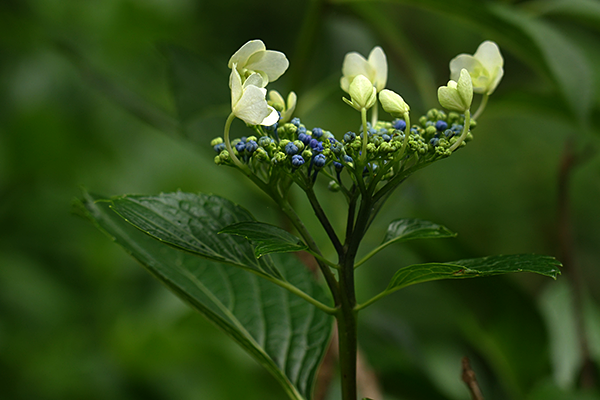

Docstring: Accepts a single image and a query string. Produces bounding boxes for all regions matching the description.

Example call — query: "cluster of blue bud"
[211,109,474,189]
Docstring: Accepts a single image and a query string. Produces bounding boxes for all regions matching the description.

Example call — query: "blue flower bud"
[291,117,301,127]
[245,140,258,153]
[333,161,343,171]
[285,142,299,155]
[382,134,391,142]
[313,154,327,168]
[312,127,323,138]
[443,129,454,138]
[344,131,356,142]
[291,154,305,167]
[452,124,463,133]
[392,119,406,131]
[368,128,377,136]
[343,155,353,163]
[435,120,448,131]
[213,143,226,153]
[310,139,323,152]
[430,137,440,146]
[331,142,343,155]
[298,132,311,145]
[235,141,246,152]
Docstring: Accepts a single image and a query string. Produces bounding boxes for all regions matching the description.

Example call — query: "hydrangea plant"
[77,39,561,400]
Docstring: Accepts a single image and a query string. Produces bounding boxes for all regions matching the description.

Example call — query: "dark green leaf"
[382,218,457,245]
[386,254,561,293]
[109,192,283,279]
[219,221,308,258]
[77,192,333,400]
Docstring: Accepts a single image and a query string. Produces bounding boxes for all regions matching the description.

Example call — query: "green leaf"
[356,219,456,268]
[382,218,457,245]
[77,192,333,400]
[386,254,561,293]
[108,192,284,280]
[219,221,308,258]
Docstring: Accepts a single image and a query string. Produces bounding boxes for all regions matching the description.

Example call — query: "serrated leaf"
[108,192,283,280]
[386,254,561,293]
[77,192,333,400]
[382,218,456,245]
[219,221,308,258]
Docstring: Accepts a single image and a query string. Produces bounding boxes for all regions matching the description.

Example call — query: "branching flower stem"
[472,93,488,121]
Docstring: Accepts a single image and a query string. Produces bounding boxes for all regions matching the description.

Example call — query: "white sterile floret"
[228,40,289,87]
[379,89,410,116]
[343,74,377,111]
[341,46,387,93]
[438,69,473,112]
[268,90,297,123]
[230,65,279,126]
[449,41,504,95]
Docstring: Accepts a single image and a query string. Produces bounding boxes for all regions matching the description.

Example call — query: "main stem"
[337,265,358,400]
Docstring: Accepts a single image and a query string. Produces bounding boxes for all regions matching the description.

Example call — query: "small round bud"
[302,149,313,159]
[344,131,356,143]
[298,132,311,145]
[328,181,341,192]
[291,154,305,167]
[285,142,299,155]
[293,140,305,152]
[235,141,246,153]
[211,137,224,146]
[291,117,301,127]
[333,161,343,171]
[313,154,327,168]
[312,127,323,138]
[213,143,226,153]
[392,119,406,131]
[435,120,448,131]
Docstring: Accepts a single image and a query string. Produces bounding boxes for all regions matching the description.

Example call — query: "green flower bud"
[211,137,223,146]
[343,74,377,111]
[437,69,473,112]
[328,180,341,192]
[302,149,313,159]
[379,89,410,116]
[293,140,305,152]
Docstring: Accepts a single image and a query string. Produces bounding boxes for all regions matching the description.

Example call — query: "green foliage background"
[1,0,600,399]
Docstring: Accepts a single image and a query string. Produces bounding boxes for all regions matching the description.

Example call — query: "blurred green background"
[2,0,600,399]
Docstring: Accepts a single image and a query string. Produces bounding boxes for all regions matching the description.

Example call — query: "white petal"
[368,46,388,91]
[342,53,371,80]
[487,66,504,94]
[233,85,271,125]
[245,50,289,83]
[243,72,264,89]
[286,91,297,110]
[230,66,243,108]
[474,41,503,74]
[228,40,265,69]
[260,106,280,126]
[449,54,482,81]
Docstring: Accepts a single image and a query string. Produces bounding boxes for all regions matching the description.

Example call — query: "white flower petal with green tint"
[230,67,278,126]
[341,46,388,93]
[234,85,271,125]
[228,40,266,69]
[228,40,289,86]
[450,41,503,95]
